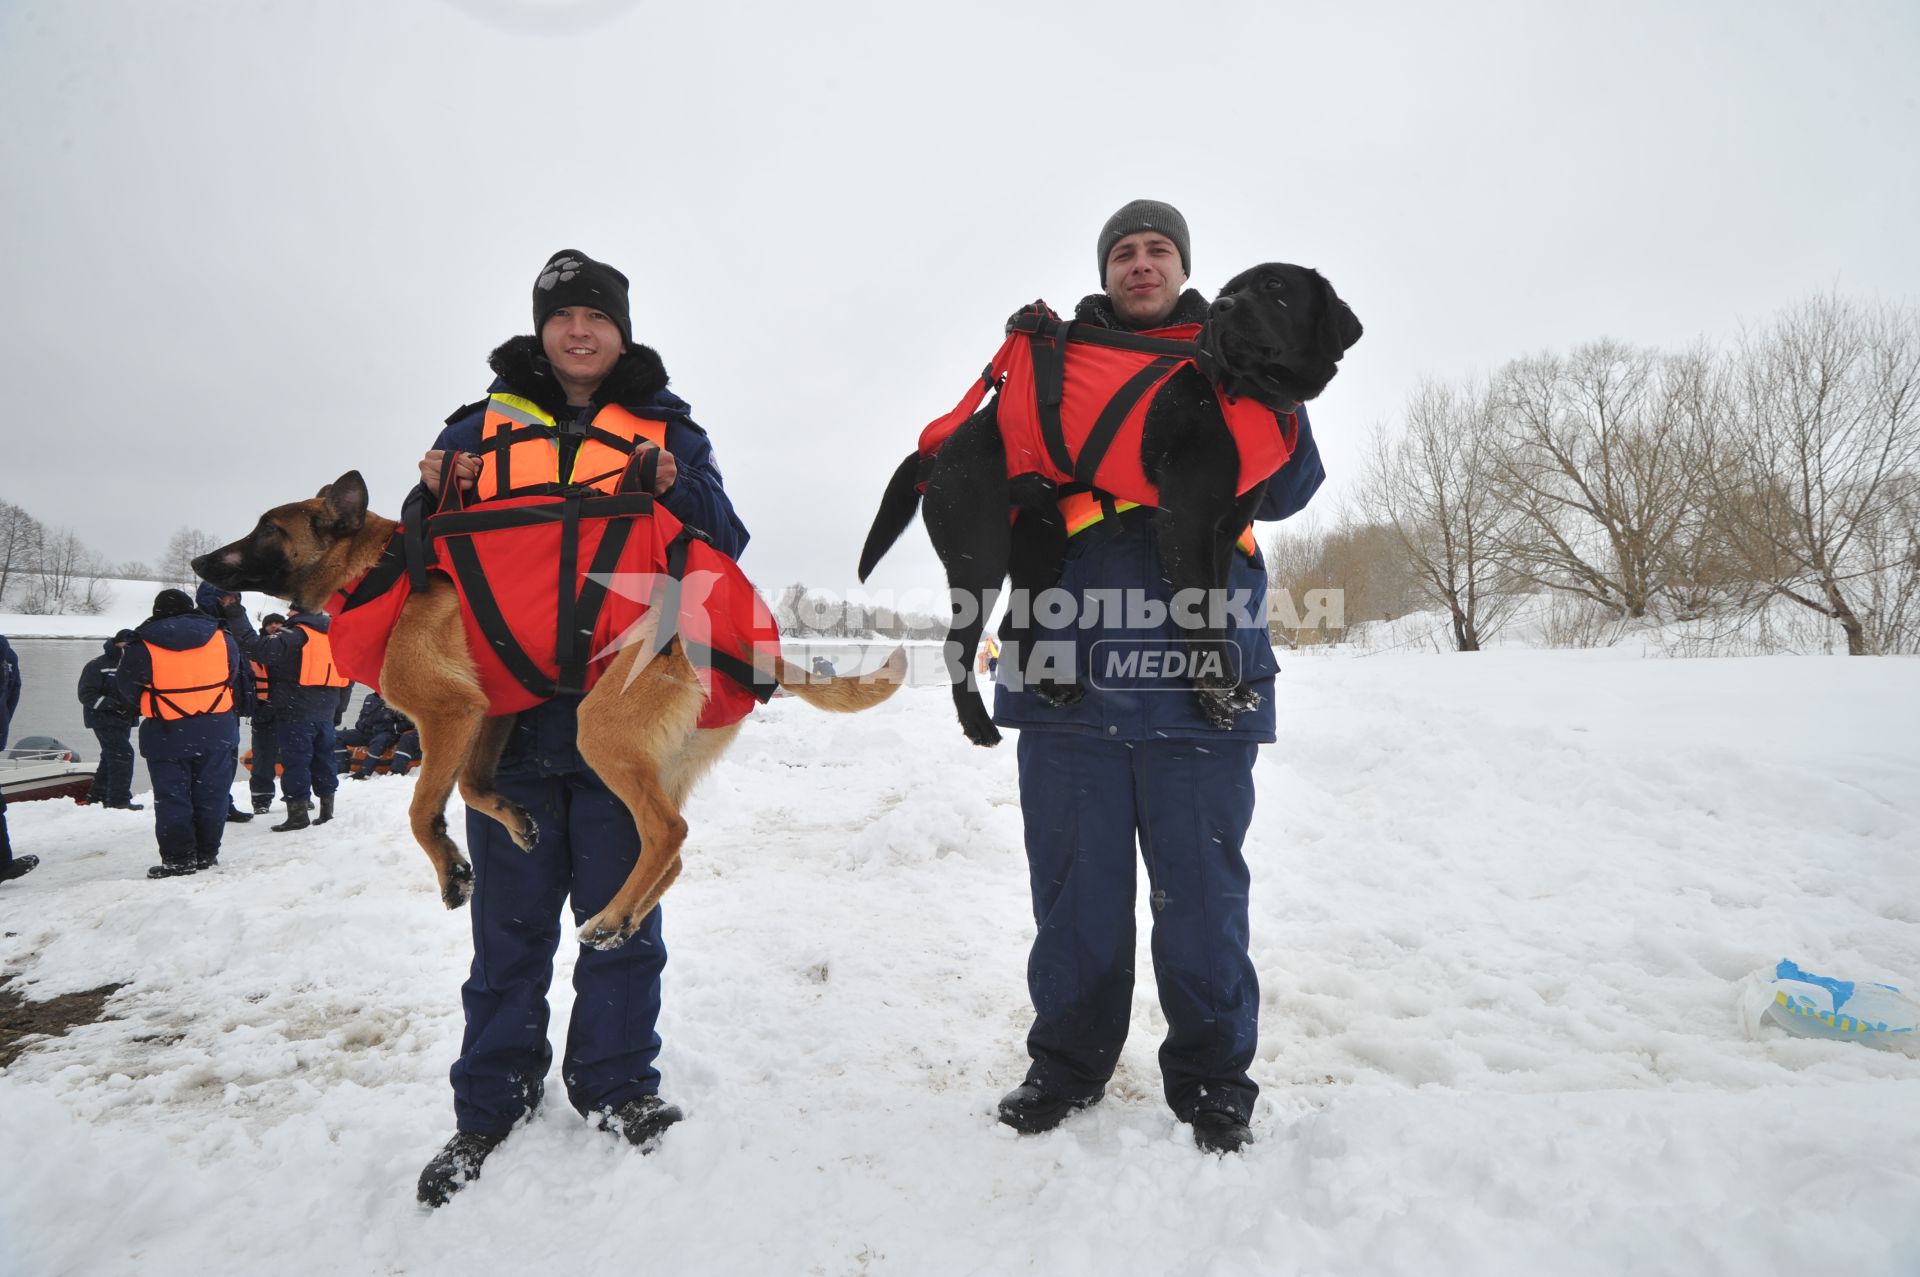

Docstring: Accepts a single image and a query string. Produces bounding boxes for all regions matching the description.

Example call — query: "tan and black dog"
[195,472,903,948]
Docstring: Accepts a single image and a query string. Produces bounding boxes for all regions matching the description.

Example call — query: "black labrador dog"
[860,263,1362,746]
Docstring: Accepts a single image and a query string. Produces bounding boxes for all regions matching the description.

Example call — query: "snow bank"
[2,652,1917,1275]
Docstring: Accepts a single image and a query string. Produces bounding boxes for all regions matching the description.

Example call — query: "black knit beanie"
[532,249,633,346]
[1096,199,1191,281]
[151,589,196,619]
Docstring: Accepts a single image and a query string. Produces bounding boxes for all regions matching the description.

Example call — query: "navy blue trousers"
[1015,731,1261,1121]
[90,722,135,806]
[147,743,236,866]
[451,767,666,1136]
[249,714,281,804]
[388,730,420,775]
[277,719,339,802]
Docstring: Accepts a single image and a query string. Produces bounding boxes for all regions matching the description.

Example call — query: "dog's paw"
[1224,682,1263,713]
[578,912,639,951]
[1195,688,1240,730]
[442,860,475,910]
[511,811,540,853]
[1034,680,1085,708]
[957,703,1002,748]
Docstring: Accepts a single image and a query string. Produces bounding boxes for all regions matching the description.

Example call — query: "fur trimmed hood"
[484,335,671,417]
[1073,288,1210,332]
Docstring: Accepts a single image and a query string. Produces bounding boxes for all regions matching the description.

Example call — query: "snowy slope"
[2,652,1917,1276]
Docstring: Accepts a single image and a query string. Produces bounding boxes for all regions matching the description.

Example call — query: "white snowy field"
[2,651,1918,1277]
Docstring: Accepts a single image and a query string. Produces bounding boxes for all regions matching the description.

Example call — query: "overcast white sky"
[2,1,1916,597]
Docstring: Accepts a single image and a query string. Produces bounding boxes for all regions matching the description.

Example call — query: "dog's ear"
[1311,270,1364,358]
[318,471,369,535]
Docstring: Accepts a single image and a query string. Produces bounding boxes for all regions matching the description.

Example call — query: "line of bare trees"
[1274,292,1920,655]
[2,496,223,616]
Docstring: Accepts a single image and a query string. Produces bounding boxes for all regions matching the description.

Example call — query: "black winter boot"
[416,1130,509,1208]
[2,855,40,883]
[271,801,312,832]
[147,861,197,879]
[252,794,274,815]
[315,792,335,825]
[1190,1110,1254,1155]
[596,1095,683,1150]
[997,1082,1101,1134]
[225,803,253,824]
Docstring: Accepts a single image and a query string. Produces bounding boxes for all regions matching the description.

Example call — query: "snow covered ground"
[2,651,1917,1276]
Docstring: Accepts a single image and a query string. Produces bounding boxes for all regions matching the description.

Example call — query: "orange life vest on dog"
[917,303,1295,557]
[324,396,776,727]
[141,633,235,720]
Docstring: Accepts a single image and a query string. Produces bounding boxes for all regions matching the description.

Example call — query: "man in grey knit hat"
[1093,198,1193,328]
[991,199,1328,1156]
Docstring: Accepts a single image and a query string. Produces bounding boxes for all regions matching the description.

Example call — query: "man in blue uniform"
[411,249,749,1207]
[0,633,35,884]
[114,590,248,878]
[77,630,143,810]
[992,201,1326,1154]
[221,604,344,832]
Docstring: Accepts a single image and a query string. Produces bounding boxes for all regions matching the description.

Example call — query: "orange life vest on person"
[140,633,235,720]
[249,659,272,703]
[473,395,669,501]
[296,624,350,688]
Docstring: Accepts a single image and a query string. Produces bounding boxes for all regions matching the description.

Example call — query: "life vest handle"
[437,451,473,515]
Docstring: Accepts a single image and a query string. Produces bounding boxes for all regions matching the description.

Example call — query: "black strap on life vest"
[1026,317,1077,478]
[1073,354,1183,488]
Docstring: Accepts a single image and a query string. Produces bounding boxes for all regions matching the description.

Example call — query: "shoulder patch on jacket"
[444,398,488,427]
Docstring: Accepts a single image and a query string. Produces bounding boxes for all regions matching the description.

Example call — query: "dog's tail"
[772,646,908,713]
[857,453,924,583]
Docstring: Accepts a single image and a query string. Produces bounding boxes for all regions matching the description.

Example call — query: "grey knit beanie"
[1097,199,1191,280]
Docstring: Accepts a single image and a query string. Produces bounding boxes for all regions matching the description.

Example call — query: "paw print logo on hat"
[537,256,584,292]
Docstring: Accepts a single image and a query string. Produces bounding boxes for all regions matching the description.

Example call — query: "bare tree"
[1711,294,1920,654]
[0,499,45,605]
[1492,341,1715,619]
[1266,511,1423,647]
[161,526,219,589]
[1364,378,1522,650]
[21,526,110,615]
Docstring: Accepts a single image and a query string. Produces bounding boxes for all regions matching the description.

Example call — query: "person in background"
[246,613,287,815]
[77,629,143,810]
[1,632,36,884]
[114,590,248,878]
[195,583,257,825]
[335,688,400,777]
[385,717,420,777]
[221,600,346,833]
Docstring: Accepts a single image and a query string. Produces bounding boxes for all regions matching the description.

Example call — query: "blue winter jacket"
[114,613,244,760]
[78,635,140,728]
[0,635,19,751]
[991,294,1326,744]
[427,345,750,778]
[225,609,344,724]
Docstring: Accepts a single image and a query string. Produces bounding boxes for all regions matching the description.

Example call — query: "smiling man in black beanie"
[409,247,751,1207]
